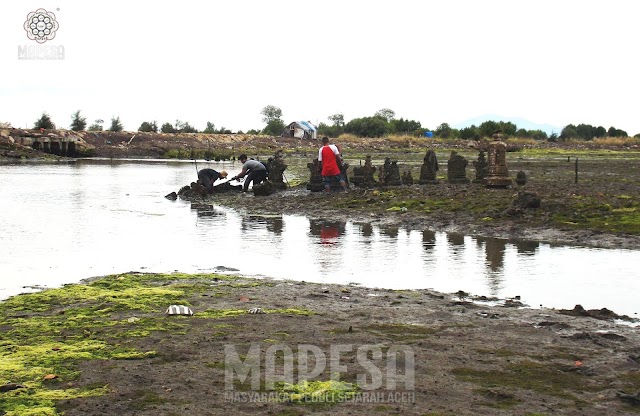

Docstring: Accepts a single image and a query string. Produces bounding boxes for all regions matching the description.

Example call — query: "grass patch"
[551,195,640,234]
[0,272,242,415]
[274,379,359,404]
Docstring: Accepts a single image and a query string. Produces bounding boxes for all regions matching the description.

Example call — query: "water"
[1,159,638,317]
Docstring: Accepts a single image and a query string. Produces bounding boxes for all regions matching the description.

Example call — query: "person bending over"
[198,168,228,193]
[318,137,347,192]
[231,154,267,192]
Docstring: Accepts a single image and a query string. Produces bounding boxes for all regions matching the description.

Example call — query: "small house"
[283,121,317,140]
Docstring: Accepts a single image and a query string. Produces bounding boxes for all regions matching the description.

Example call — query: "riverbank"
[1,272,639,415]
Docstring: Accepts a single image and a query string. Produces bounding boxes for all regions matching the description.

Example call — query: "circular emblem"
[24,9,59,43]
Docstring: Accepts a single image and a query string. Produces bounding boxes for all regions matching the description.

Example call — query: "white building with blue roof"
[283,120,317,140]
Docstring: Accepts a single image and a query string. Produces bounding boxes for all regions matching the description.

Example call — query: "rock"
[617,391,640,406]
[0,383,27,393]
[165,192,178,200]
[516,170,528,185]
[253,180,276,196]
[513,191,541,209]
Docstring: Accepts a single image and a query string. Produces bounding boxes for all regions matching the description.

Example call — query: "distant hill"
[453,115,562,135]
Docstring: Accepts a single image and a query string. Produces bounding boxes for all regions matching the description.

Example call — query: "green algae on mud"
[0,272,313,415]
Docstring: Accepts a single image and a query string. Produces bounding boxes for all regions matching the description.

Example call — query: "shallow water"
[1,159,638,317]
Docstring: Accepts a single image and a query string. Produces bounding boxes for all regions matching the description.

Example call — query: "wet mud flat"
[1,272,639,415]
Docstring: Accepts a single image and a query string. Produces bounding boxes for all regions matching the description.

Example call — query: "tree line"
[30,109,637,140]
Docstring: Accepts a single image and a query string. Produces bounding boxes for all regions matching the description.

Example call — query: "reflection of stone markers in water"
[419,149,439,184]
[447,151,470,184]
[352,155,377,188]
[472,150,488,184]
[306,158,325,192]
[485,133,512,188]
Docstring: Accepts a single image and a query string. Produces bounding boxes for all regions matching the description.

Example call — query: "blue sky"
[1,1,639,135]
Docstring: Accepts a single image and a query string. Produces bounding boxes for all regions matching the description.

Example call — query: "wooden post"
[575,158,578,184]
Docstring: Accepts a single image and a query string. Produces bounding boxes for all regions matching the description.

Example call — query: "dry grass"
[592,136,640,146]
[336,133,360,143]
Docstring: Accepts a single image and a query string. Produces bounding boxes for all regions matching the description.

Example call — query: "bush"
[34,112,55,129]
[344,116,388,137]
[161,123,177,133]
[138,121,158,132]
[109,117,123,132]
[70,110,87,131]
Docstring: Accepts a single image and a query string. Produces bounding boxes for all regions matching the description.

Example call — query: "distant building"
[283,121,317,140]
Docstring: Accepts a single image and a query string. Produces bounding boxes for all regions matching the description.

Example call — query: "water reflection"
[515,240,539,255]
[422,230,436,251]
[355,222,373,238]
[1,161,639,317]
[309,220,346,245]
[241,215,284,234]
[265,216,284,235]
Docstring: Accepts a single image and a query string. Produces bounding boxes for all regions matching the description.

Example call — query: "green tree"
[109,116,123,132]
[527,129,548,140]
[88,119,104,131]
[34,112,55,129]
[161,122,177,133]
[576,123,596,140]
[458,125,480,140]
[202,122,231,134]
[390,117,422,135]
[179,122,198,133]
[608,126,628,137]
[478,120,500,137]
[70,110,87,131]
[260,105,283,124]
[138,121,158,132]
[560,124,578,140]
[344,116,388,137]
[327,113,345,127]
[263,119,285,136]
[374,108,395,122]
[435,122,453,139]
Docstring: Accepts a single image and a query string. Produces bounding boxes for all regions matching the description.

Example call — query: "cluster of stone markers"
[307,133,519,191]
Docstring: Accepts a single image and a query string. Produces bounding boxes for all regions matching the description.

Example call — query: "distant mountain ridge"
[453,114,562,135]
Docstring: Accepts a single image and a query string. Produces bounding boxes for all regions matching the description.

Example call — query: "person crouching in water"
[318,136,348,192]
[231,154,267,192]
[198,168,228,194]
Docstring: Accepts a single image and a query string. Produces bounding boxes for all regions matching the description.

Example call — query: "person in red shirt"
[318,136,348,192]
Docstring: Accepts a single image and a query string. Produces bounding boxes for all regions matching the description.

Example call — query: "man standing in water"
[231,154,268,192]
[318,136,348,193]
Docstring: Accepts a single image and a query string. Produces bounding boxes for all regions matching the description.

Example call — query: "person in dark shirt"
[231,154,268,192]
[197,168,228,193]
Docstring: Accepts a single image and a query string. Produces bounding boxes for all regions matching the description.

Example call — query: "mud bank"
[1,272,639,415]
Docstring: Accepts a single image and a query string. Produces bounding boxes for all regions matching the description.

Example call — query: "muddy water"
[1,159,638,317]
